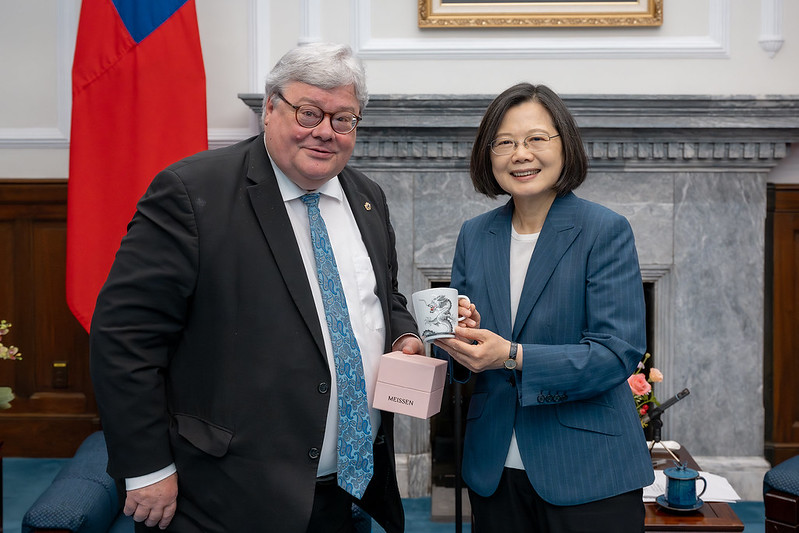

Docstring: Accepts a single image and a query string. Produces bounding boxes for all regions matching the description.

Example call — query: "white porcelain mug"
[411,288,470,343]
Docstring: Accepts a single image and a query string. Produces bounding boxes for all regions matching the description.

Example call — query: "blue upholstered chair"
[22,430,372,532]
[21,431,132,533]
[764,455,799,532]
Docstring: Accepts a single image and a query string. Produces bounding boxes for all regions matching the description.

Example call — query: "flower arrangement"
[0,319,22,409]
[628,352,662,427]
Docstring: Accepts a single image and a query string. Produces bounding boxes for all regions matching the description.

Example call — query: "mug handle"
[457,295,471,321]
[696,476,707,499]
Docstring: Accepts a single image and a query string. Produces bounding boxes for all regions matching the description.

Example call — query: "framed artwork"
[418,0,663,28]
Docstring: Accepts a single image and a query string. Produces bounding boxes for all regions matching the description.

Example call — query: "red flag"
[67,0,207,331]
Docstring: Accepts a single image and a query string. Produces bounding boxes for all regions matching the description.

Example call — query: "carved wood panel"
[0,180,98,457]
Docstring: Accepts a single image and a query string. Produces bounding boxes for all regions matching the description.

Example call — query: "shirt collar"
[265,147,344,204]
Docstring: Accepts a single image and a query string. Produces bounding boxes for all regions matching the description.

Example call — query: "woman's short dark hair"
[470,83,588,199]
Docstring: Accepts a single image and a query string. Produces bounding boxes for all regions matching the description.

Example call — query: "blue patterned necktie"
[301,193,374,499]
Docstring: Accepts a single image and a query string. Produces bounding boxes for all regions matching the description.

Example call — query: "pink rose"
[628,373,651,396]
[649,368,663,383]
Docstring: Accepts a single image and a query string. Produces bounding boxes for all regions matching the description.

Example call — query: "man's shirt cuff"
[125,463,177,490]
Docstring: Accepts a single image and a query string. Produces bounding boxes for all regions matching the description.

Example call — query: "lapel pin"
[364,202,372,211]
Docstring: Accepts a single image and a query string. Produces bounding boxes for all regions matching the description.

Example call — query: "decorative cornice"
[348,139,790,170]
[239,93,799,169]
[584,140,788,169]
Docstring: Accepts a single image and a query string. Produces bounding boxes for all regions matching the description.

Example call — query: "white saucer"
[655,495,704,512]
[422,332,455,343]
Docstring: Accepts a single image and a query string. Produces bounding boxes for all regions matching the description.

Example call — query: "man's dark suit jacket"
[90,133,417,532]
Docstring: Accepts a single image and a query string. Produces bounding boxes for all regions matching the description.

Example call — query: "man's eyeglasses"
[489,133,561,156]
[275,92,362,134]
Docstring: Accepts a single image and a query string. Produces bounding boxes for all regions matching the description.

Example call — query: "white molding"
[352,0,730,60]
[57,0,80,143]
[249,0,271,93]
[0,0,737,147]
[0,128,70,148]
[759,0,784,58]
[298,0,322,46]
[0,128,253,150]
[208,127,256,149]
[0,0,78,146]
[0,1,259,149]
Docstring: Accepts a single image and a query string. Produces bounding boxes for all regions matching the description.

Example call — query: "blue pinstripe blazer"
[450,192,655,505]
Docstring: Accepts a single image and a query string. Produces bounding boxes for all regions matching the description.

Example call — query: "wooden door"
[765,184,799,465]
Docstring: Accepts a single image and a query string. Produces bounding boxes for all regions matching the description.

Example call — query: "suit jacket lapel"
[339,170,391,339]
[512,193,581,340]
[485,202,513,341]
[245,135,327,355]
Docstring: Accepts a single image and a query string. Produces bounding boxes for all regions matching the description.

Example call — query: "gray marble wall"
[240,93,799,498]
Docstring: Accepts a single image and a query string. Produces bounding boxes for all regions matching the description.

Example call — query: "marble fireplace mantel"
[240,93,799,499]
[240,93,797,169]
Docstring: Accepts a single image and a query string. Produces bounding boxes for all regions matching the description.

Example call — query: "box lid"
[376,351,447,392]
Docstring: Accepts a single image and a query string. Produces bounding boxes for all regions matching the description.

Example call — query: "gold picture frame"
[419,0,663,28]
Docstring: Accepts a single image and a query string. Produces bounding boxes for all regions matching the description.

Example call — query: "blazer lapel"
[485,202,513,341]
[245,135,327,355]
[512,193,581,340]
[338,170,391,337]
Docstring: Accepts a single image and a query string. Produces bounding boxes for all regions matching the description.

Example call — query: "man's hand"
[124,473,178,530]
[393,333,425,356]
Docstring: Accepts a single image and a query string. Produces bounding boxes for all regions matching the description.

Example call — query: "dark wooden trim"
[765,489,799,531]
[0,179,96,458]
[765,183,799,466]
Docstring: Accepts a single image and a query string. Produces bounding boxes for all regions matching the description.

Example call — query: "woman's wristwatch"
[504,341,518,370]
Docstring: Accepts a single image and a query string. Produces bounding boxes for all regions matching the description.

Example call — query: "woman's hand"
[434,326,521,373]
[458,297,480,329]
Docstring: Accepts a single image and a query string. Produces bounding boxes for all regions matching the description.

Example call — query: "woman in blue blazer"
[435,83,654,532]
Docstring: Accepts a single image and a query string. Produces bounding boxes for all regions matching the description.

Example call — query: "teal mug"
[664,464,707,509]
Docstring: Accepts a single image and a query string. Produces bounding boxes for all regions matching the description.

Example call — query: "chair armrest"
[765,488,799,527]
[22,432,122,533]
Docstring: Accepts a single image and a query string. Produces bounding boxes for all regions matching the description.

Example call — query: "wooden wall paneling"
[766,184,799,465]
[0,180,98,457]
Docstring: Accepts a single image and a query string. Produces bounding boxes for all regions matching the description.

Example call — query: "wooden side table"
[645,445,744,532]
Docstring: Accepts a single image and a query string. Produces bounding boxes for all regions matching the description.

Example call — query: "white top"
[504,225,539,470]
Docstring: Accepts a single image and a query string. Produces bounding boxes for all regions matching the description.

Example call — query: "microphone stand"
[648,414,682,464]
[645,388,690,464]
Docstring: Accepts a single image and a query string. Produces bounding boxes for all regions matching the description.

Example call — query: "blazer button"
[318,382,329,394]
[308,447,320,460]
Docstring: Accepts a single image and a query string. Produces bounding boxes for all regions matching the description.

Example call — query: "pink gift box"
[372,351,447,419]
